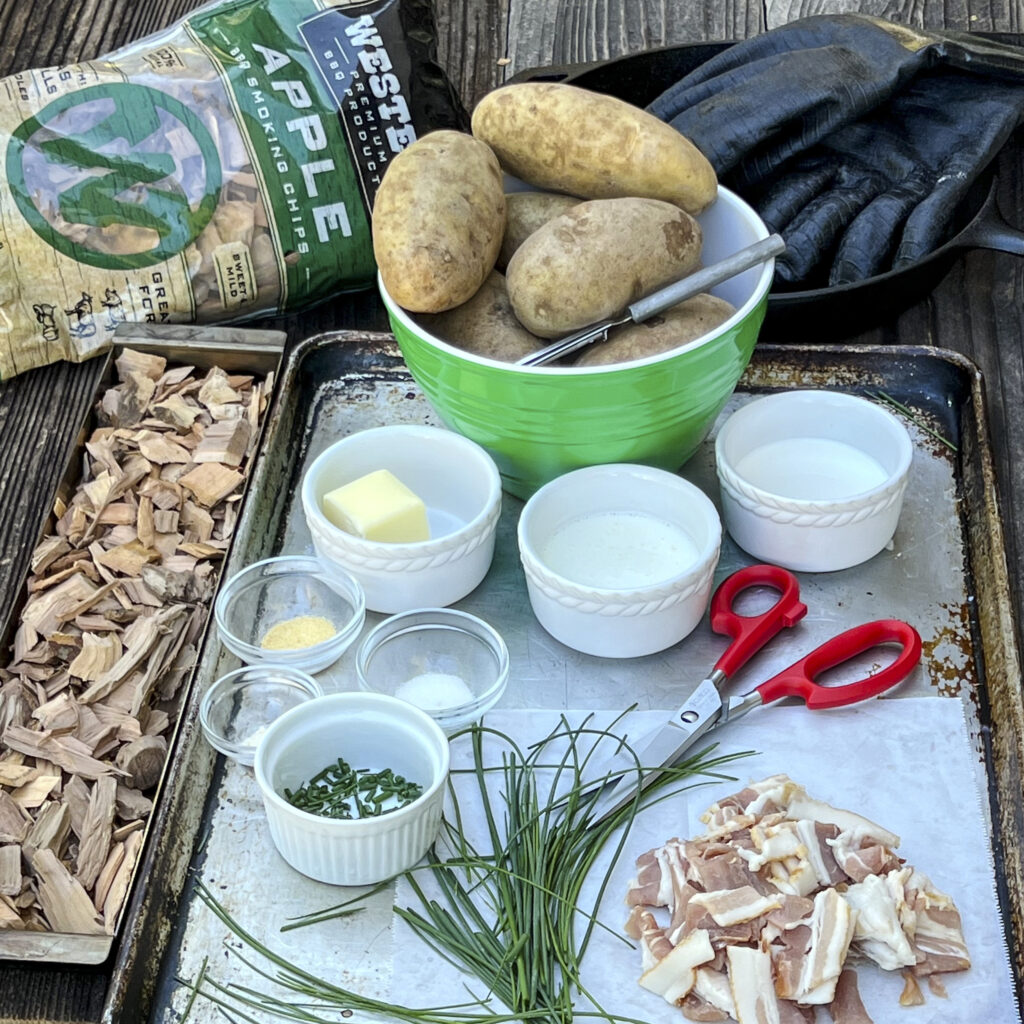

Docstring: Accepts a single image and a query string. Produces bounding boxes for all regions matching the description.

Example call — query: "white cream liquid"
[541,510,699,589]
[734,438,888,500]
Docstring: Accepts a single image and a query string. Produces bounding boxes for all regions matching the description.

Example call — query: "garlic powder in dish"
[260,615,336,650]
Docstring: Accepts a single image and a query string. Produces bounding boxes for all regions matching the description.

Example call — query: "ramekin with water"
[714,390,913,572]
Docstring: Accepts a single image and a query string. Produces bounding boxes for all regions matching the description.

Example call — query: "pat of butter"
[322,469,429,542]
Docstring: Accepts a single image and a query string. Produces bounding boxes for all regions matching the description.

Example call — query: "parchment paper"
[393,700,1018,1023]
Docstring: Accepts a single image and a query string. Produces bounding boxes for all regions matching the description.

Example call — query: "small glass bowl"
[200,664,323,766]
[356,608,509,734]
[214,555,366,673]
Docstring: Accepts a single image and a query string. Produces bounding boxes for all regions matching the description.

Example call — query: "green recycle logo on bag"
[7,83,221,270]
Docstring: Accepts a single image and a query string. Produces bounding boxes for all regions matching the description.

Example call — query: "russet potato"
[417,271,544,363]
[372,131,505,313]
[472,83,717,215]
[505,197,702,338]
[498,191,582,270]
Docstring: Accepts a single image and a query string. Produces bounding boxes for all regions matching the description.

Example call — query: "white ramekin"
[301,425,502,614]
[517,464,722,658]
[254,692,450,886]
[715,391,913,573]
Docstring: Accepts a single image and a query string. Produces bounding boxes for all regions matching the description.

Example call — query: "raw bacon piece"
[727,945,782,1024]
[639,928,716,1004]
[689,886,783,927]
[827,969,874,1024]
[789,888,856,1005]
[843,869,916,971]
[903,869,971,977]
[634,909,674,970]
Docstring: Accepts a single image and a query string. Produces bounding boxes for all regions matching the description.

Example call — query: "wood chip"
[68,633,123,682]
[136,430,192,465]
[10,775,60,810]
[193,417,251,466]
[31,848,105,935]
[150,393,200,431]
[179,462,244,507]
[31,537,70,576]
[101,829,142,930]
[115,349,166,383]
[114,736,167,790]
[22,801,70,862]
[76,777,117,889]
[0,792,30,843]
[0,846,21,896]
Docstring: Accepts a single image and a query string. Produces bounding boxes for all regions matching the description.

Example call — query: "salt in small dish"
[714,390,913,573]
[517,463,722,658]
[356,607,509,734]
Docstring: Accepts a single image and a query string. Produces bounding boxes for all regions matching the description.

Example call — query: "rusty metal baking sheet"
[134,332,1024,1023]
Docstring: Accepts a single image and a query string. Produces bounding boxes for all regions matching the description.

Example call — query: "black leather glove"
[649,15,1024,286]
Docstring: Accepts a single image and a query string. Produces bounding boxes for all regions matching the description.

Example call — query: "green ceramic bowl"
[381,187,773,499]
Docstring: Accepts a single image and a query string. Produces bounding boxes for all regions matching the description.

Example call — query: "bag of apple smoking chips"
[0,0,466,378]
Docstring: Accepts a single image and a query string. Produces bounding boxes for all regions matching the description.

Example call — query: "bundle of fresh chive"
[284,756,423,819]
[187,714,750,1024]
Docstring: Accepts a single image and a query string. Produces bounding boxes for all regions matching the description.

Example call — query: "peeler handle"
[628,234,785,323]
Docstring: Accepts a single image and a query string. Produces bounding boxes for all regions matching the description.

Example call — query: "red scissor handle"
[710,565,809,678]
[754,619,922,709]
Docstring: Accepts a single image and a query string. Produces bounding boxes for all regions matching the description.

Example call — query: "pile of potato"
[371,83,736,367]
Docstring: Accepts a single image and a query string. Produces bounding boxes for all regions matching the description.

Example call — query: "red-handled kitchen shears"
[585,564,922,824]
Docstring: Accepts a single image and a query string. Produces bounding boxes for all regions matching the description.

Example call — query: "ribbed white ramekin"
[301,425,501,614]
[517,464,722,658]
[254,692,449,885]
[715,390,913,573]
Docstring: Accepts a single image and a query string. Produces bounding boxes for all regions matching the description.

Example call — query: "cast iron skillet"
[509,43,1024,339]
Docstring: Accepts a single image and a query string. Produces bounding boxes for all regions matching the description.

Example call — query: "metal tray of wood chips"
[0,324,284,976]
[92,331,1024,1023]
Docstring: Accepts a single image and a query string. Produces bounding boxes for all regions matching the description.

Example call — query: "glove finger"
[774,170,886,285]
[829,172,931,284]
[748,158,838,233]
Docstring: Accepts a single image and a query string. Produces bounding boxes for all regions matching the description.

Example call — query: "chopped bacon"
[771,923,811,1001]
[789,888,856,1004]
[639,928,715,1004]
[727,945,782,1024]
[777,999,816,1024]
[679,992,730,1022]
[627,838,688,908]
[827,829,902,883]
[626,777,971,1022]
[826,969,874,1024]
[689,886,783,927]
[634,909,674,970]
[685,839,765,894]
[844,869,916,971]
[903,869,971,977]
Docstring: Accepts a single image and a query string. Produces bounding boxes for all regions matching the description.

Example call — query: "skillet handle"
[958,177,1024,256]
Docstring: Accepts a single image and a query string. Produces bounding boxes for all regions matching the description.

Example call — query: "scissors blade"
[584,679,724,826]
